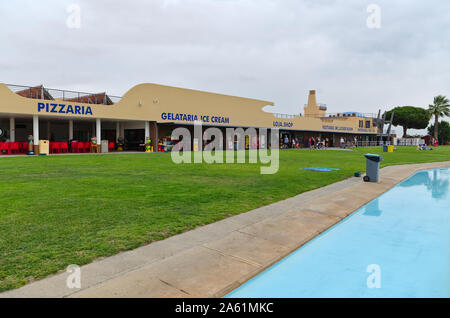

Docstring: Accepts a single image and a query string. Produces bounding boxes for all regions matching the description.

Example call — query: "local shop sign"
[322,125,354,131]
[38,102,93,116]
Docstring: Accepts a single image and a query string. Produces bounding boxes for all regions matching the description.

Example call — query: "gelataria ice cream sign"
[161,112,230,124]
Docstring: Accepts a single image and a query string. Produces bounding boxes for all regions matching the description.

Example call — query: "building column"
[150,121,158,151]
[120,122,125,139]
[9,117,15,142]
[69,120,74,141]
[96,118,101,142]
[145,121,150,139]
[116,122,120,142]
[33,115,39,154]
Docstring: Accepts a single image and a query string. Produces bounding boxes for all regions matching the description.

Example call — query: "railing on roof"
[273,113,302,119]
[6,84,122,105]
[324,112,378,119]
[270,111,378,120]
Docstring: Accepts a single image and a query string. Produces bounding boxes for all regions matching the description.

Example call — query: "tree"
[428,95,450,141]
[428,121,450,145]
[385,106,429,137]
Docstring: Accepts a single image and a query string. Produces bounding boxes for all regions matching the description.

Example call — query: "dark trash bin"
[364,154,383,183]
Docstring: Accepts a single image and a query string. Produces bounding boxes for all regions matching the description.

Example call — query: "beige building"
[0,82,379,152]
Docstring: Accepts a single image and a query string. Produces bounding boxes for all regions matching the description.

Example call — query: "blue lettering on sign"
[322,125,354,131]
[38,102,93,116]
[273,121,293,128]
[161,112,230,124]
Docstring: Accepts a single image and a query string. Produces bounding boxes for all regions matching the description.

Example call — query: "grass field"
[0,146,449,292]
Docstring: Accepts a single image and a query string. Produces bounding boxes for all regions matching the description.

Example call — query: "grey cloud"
[1,0,449,132]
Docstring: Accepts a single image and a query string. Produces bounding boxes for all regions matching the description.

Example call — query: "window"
[365,120,371,128]
[359,120,364,128]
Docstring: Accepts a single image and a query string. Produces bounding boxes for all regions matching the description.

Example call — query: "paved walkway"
[2,161,449,298]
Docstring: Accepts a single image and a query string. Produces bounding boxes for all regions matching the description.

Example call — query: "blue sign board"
[38,102,93,116]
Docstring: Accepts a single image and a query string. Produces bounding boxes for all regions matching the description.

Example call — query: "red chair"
[60,142,68,153]
[0,142,6,155]
[108,142,115,152]
[84,142,91,153]
[49,142,56,154]
[9,142,19,154]
[71,142,78,153]
[77,142,85,153]
[20,142,28,153]
[4,142,12,155]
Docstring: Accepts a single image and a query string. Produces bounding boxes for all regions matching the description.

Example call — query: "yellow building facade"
[0,82,379,152]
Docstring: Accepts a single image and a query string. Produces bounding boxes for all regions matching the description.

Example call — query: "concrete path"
[2,161,449,298]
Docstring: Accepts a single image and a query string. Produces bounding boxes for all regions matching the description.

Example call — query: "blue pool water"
[227,168,450,298]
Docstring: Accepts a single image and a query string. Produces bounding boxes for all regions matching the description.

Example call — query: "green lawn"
[0,146,449,292]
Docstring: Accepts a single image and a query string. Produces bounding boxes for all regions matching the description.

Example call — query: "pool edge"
[218,162,450,298]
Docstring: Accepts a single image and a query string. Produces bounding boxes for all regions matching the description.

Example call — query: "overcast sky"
[1,0,449,135]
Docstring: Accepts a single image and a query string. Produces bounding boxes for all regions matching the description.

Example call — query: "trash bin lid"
[364,153,383,162]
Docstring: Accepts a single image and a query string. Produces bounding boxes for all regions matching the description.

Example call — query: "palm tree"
[428,95,450,142]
